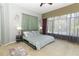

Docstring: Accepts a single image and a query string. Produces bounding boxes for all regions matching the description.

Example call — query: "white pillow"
[23,31,40,37]
[23,31,30,37]
[23,31,34,37]
[31,31,40,36]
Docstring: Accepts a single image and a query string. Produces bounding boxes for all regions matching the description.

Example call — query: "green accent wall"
[22,14,38,31]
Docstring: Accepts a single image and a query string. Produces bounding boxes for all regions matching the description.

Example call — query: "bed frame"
[21,30,37,50]
[21,30,54,50]
[22,38,54,50]
[23,39,37,50]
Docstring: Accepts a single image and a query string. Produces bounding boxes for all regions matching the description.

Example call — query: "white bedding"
[23,31,55,50]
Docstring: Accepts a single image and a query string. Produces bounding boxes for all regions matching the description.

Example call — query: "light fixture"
[39,26,42,33]
[17,27,22,31]
[40,26,42,29]
[16,26,22,35]
[40,3,53,7]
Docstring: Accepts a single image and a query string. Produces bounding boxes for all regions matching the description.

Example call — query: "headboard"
[22,14,38,31]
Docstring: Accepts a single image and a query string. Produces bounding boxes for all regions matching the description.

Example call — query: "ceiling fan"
[40,3,53,7]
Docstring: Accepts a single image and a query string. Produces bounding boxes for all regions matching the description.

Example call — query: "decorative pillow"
[31,31,40,36]
[23,31,30,37]
[23,31,40,37]
[28,32,33,36]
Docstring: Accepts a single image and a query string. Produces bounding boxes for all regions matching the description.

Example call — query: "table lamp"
[17,26,22,35]
[39,26,42,33]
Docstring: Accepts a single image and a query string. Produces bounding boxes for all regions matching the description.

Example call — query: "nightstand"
[16,35,23,42]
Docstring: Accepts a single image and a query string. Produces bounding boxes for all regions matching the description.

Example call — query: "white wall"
[8,4,42,43]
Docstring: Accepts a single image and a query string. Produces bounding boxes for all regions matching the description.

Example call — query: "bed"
[23,31,55,50]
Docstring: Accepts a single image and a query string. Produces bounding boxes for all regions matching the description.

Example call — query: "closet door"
[0,4,10,44]
[0,5,1,44]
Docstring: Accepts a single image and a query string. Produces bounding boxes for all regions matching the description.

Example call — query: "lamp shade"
[40,26,42,29]
[17,27,22,30]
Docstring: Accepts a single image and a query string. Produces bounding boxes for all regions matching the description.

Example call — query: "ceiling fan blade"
[48,3,53,5]
[40,3,53,7]
[40,3,43,6]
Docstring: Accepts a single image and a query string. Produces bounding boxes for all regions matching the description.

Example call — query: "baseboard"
[1,41,16,46]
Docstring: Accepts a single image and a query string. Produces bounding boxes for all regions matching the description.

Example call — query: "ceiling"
[16,3,73,14]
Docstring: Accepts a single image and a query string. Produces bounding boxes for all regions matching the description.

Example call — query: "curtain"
[47,17,54,33]
[22,14,38,31]
[42,18,47,34]
[47,12,79,37]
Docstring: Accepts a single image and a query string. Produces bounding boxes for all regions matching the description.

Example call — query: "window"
[47,12,79,37]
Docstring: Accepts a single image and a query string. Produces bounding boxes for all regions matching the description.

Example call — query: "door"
[0,5,1,44]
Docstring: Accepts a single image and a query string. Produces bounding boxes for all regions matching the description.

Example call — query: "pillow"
[23,31,30,37]
[31,31,40,36]
[23,31,40,37]
[23,31,34,37]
